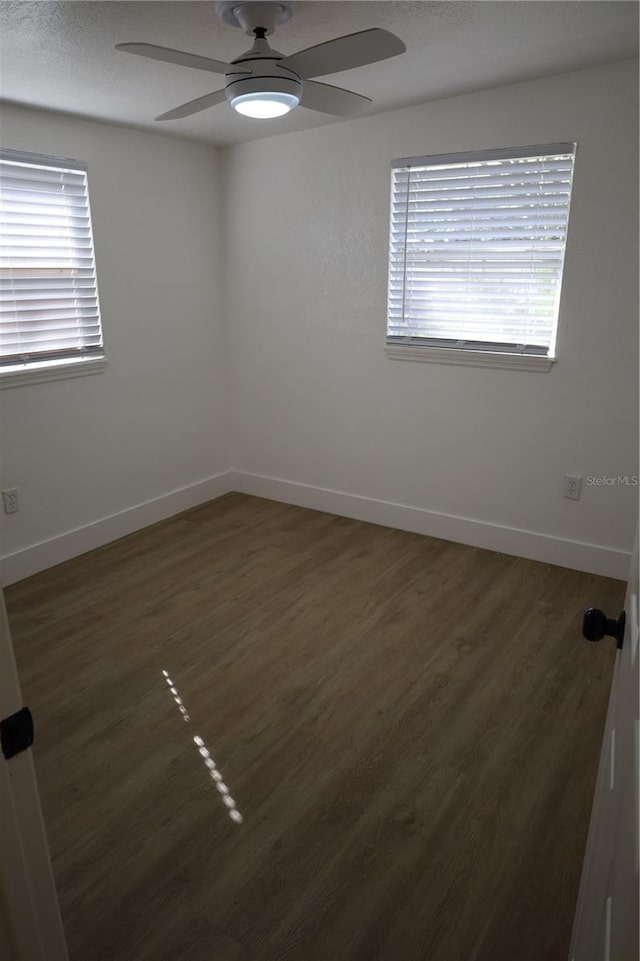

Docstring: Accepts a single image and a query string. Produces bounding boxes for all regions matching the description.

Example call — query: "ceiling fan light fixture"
[227,73,302,119]
[117,7,407,124]
[231,90,299,118]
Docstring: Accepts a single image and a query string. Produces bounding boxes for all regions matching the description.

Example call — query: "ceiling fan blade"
[300,81,372,117]
[155,89,227,121]
[280,28,405,79]
[116,42,233,75]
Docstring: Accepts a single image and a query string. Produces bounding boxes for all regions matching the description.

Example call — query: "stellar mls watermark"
[586,475,639,487]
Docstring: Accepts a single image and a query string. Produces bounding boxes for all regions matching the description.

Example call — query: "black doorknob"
[583,608,625,648]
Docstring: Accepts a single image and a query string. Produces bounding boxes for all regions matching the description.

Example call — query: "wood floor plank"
[5,493,622,961]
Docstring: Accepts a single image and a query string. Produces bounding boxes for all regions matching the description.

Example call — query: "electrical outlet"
[563,474,583,501]
[2,489,20,514]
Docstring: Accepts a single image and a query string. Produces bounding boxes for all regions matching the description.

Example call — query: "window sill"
[0,356,107,389]
[385,344,555,372]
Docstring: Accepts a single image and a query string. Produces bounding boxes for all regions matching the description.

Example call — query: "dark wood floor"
[5,493,623,961]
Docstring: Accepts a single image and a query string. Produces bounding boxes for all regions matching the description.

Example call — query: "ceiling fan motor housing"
[224,36,302,105]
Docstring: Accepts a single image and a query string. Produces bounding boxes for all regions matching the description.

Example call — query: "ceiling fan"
[116,0,406,121]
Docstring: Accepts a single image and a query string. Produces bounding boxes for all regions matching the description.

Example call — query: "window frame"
[385,142,577,371]
[0,148,107,388]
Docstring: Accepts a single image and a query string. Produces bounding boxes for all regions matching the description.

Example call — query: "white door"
[0,590,68,961]
[569,526,639,961]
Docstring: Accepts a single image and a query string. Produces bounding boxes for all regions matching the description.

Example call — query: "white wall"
[1,60,637,583]
[0,105,230,579]
[223,59,639,575]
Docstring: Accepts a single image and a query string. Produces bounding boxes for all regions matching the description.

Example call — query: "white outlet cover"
[2,488,20,514]
[563,474,583,500]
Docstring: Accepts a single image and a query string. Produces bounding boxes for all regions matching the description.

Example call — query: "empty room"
[0,2,638,960]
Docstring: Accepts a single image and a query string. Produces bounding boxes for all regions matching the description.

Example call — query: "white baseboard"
[1,468,629,586]
[1,472,233,586]
[229,470,630,580]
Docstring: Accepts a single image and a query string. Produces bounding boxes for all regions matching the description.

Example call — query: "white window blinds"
[387,143,576,357]
[0,149,104,368]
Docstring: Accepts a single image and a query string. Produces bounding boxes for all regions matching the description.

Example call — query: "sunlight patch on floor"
[162,670,243,825]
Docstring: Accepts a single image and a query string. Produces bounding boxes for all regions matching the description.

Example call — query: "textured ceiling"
[0,1,637,146]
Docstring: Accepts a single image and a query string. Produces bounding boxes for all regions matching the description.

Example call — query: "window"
[0,149,105,383]
[387,143,576,369]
